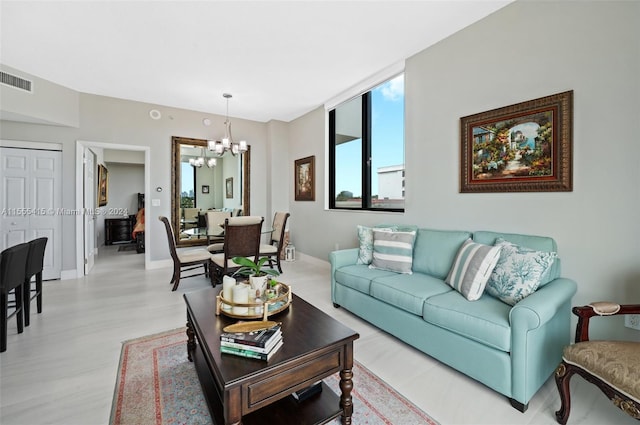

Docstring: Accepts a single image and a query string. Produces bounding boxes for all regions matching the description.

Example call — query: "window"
[329,74,404,211]
[181,162,195,208]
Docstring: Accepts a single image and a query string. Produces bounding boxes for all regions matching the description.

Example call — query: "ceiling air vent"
[0,71,32,92]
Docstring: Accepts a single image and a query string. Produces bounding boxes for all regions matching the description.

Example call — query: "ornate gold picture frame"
[460,91,573,193]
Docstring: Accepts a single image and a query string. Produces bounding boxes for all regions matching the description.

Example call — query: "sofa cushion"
[335,264,397,295]
[485,238,557,306]
[369,229,416,274]
[370,273,451,316]
[423,291,512,352]
[356,225,393,265]
[412,229,472,279]
[445,239,502,301]
[473,231,559,286]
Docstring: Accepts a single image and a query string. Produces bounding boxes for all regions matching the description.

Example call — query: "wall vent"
[0,71,33,92]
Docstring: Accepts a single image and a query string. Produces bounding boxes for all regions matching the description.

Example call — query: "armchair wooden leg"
[554,362,573,425]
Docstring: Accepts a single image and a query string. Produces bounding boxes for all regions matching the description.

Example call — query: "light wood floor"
[0,246,634,425]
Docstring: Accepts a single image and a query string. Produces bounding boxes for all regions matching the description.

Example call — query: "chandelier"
[207,93,248,156]
[189,147,217,168]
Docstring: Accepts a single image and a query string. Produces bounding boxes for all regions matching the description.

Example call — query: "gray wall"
[0,78,271,273]
[103,162,144,217]
[288,0,640,339]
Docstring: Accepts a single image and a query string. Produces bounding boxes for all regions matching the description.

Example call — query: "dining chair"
[555,301,640,424]
[259,212,290,274]
[182,207,199,229]
[205,211,231,253]
[159,216,212,291]
[23,237,48,326]
[1,243,30,352]
[210,216,264,286]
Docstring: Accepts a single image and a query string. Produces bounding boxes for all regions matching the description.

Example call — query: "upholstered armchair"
[555,302,640,424]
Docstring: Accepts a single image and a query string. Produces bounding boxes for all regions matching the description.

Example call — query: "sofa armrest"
[510,278,578,329]
[509,277,577,406]
[329,248,359,270]
[329,249,359,304]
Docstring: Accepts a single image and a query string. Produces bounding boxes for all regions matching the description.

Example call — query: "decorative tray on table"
[216,282,292,320]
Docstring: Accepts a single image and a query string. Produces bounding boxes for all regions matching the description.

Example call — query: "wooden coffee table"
[184,288,360,425]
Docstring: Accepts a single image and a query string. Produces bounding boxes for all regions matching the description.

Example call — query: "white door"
[83,149,96,274]
[0,147,62,279]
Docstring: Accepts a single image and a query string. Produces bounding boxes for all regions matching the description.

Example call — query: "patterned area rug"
[110,328,438,425]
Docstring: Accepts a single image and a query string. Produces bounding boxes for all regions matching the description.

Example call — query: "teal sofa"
[329,228,577,412]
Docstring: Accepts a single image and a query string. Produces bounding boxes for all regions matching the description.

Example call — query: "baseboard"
[60,269,80,280]
[295,252,329,268]
[146,259,173,270]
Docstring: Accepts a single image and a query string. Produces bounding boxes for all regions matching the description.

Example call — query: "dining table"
[182,225,272,244]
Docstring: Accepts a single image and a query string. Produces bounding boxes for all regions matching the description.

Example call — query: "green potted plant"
[232,256,279,297]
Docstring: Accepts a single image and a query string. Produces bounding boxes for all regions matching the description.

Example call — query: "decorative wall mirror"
[171,136,250,247]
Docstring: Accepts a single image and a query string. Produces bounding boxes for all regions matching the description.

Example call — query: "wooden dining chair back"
[205,211,231,253]
[23,237,48,326]
[259,212,290,273]
[159,216,212,291]
[1,243,30,352]
[554,301,640,424]
[210,216,263,286]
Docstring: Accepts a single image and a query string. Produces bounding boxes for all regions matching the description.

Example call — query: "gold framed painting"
[460,90,573,193]
[97,164,108,206]
[295,155,315,201]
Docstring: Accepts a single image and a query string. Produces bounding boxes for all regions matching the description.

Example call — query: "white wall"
[288,0,640,340]
[0,64,79,127]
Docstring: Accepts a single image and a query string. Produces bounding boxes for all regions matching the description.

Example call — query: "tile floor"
[0,245,635,424]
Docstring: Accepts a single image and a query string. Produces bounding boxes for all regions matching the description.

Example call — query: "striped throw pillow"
[369,229,416,274]
[445,239,502,301]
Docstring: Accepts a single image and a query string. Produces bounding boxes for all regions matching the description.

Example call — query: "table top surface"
[182,225,273,237]
[183,287,359,385]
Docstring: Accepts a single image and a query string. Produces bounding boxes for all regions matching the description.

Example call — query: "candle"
[232,284,249,315]
[222,276,235,311]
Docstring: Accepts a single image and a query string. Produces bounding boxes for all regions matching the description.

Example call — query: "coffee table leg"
[339,368,354,425]
[186,316,195,362]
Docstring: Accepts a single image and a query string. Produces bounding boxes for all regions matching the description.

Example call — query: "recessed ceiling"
[1,1,512,123]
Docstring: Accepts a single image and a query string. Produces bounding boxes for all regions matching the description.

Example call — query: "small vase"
[249,275,268,298]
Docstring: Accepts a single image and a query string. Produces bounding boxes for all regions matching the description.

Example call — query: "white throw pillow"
[445,239,502,301]
[485,238,557,305]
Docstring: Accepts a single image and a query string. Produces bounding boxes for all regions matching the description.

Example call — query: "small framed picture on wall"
[226,177,233,199]
[202,185,210,194]
[295,155,315,201]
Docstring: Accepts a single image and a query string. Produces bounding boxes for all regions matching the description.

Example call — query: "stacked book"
[220,324,283,361]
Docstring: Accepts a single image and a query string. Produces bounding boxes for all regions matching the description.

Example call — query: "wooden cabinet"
[105,216,135,245]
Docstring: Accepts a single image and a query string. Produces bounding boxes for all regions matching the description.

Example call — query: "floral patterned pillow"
[356,225,392,264]
[485,238,557,305]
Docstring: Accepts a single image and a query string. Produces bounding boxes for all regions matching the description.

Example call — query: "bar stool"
[23,237,48,326]
[1,243,30,352]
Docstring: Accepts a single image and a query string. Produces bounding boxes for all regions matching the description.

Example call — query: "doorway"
[75,141,150,276]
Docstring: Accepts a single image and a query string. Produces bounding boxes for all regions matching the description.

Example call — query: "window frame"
[328,79,404,212]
